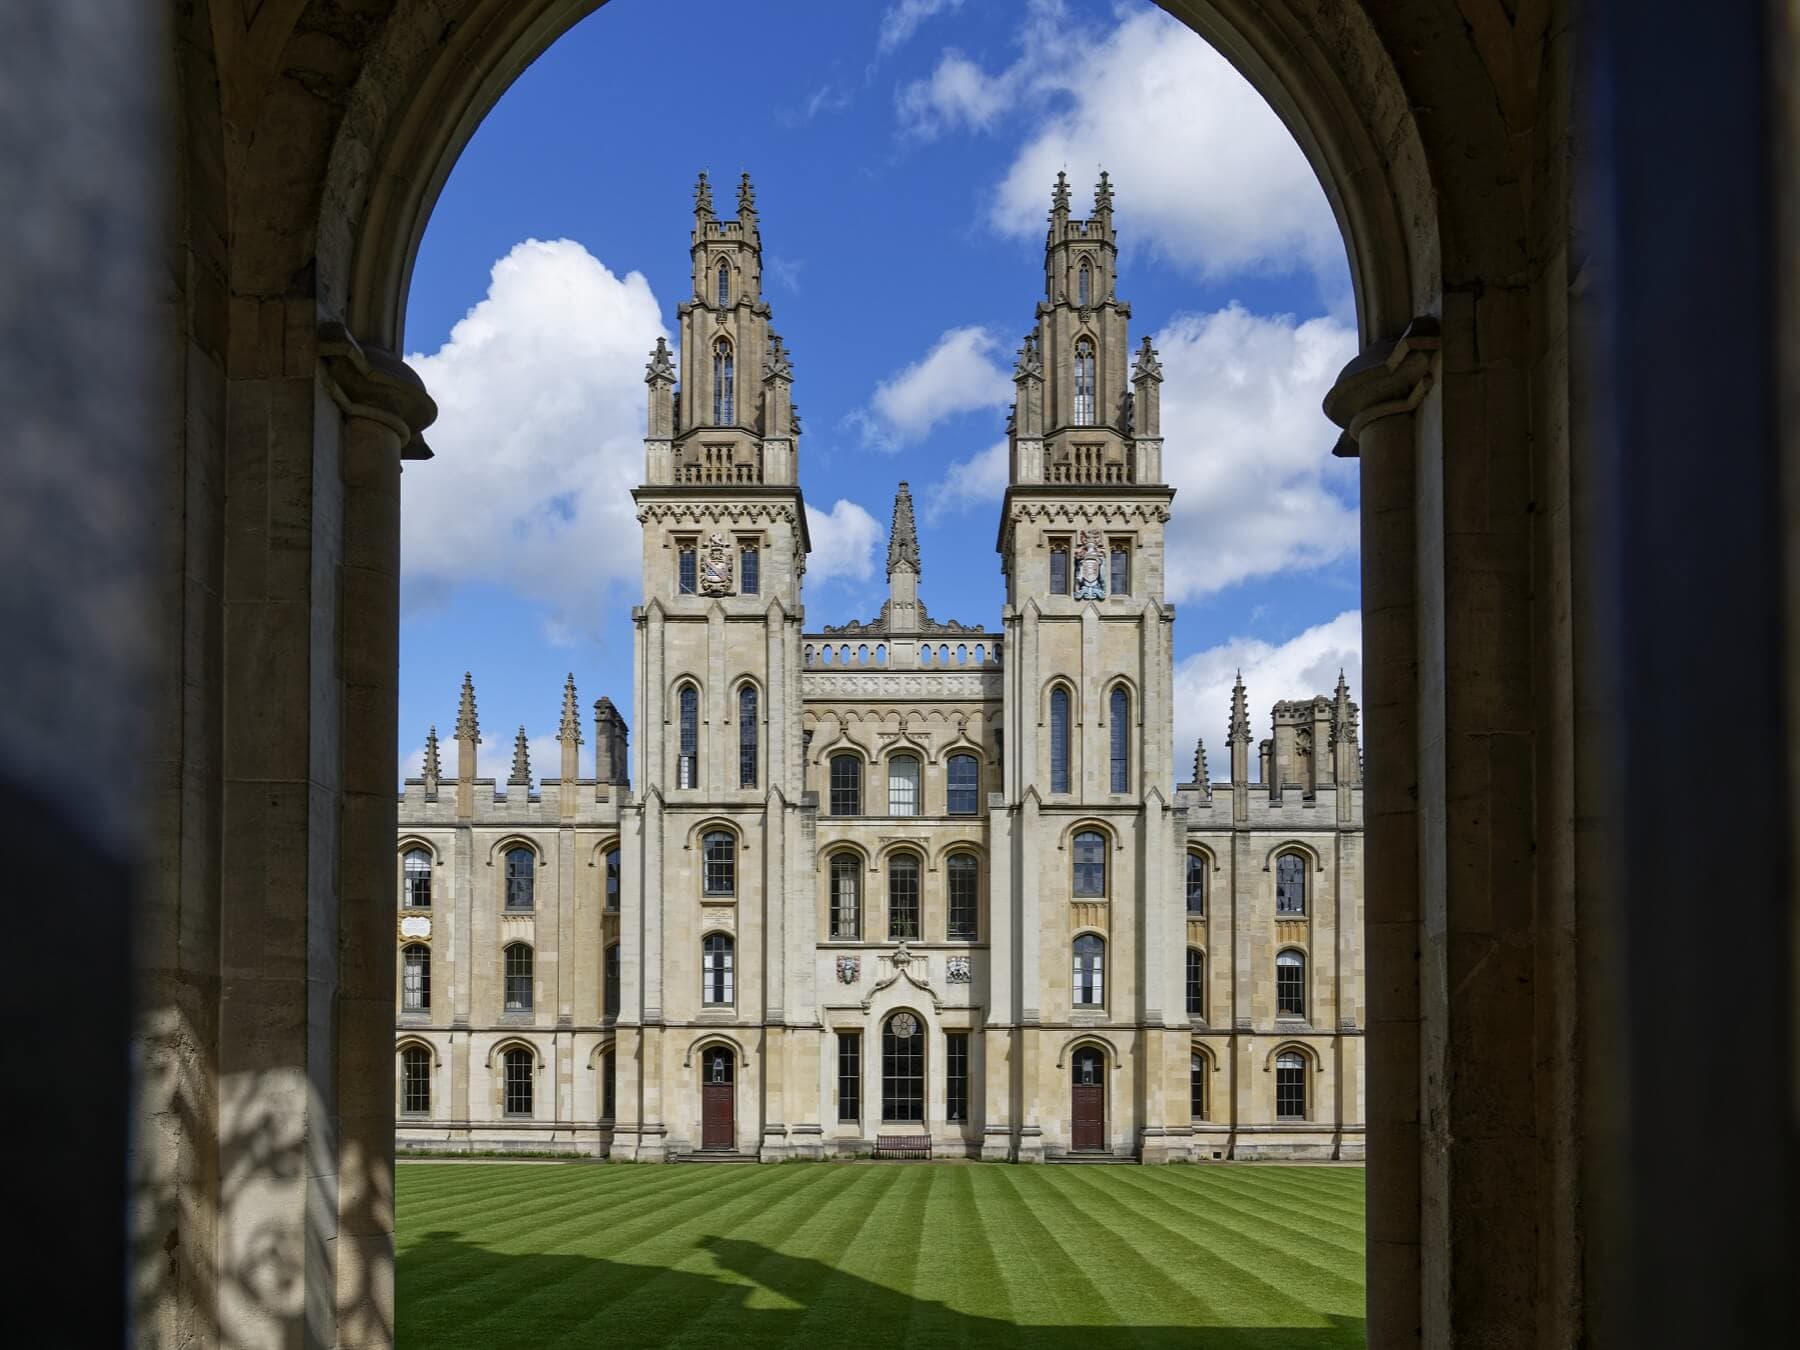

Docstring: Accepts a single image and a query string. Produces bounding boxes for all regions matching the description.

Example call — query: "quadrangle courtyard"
[396,1160,1365,1348]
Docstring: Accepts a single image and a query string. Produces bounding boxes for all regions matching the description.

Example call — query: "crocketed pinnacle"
[1050,170,1071,215]
[1229,670,1252,744]
[694,170,713,218]
[1133,334,1163,383]
[645,336,676,384]
[737,171,756,216]
[1094,169,1114,215]
[1331,669,1360,745]
[1192,737,1209,785]
[423,725,441,781]
[887,482,921,578]
[509,726,532,786]
[455,672,480,742]
[557,673,582,745]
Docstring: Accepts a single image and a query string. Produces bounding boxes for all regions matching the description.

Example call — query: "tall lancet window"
[713,339,734,424]
[1078,259,1092,307]
[716,259,730,307]
[1074,338,1096,426]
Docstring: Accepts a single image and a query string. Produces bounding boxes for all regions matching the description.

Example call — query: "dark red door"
[701,1047,734,1150]
[1071,1048,1105,1151]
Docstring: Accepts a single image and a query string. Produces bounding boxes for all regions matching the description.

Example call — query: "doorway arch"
[698,1044,735,1151]
[1069,1045,1107,1152]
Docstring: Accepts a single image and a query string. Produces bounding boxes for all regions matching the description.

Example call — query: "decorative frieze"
[802,670,1002,699]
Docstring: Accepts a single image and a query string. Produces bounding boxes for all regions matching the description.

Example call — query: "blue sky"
[399,0,1362,785]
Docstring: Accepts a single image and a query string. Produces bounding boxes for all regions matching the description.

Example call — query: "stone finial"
[455,672,480,742]
[1050,170,1071,216]
[1331,669,1360,746]
[423,726,441,781]
[737,171,756,216]
[763,332,792,382]
[645,335,676,385]
[1229,671,1252,744]
[509,726,532,787]
[1094,169,1114,216]
[1014,331,1043,380]
[1132,334,1163,383]
[887,481,921,578]
[557,673,582,745]
[694,170,714,218]
[1193,737,1209,784]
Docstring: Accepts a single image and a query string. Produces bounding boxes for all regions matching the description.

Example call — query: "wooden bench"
[873,1134,932,1160]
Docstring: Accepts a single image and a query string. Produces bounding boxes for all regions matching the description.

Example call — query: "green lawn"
[397,1161,1365,1349]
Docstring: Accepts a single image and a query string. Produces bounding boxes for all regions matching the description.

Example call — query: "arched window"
[1050,686,1071,793]
[1109,685,1130,792]
[1276,949,1306,1018]
[1072,829,1106,896]
[504,846,534,910]
[503,943,533,1013]
[829,753,861,815]
[702,830,735,896]
[605,847,621,912]
[887,754,919,816]
[946,852,979,941]
[1186,948,1204,1017]
[401,1045,431,1115]
[712,338,734,424]
[887,852,921,941]
[702,933,734,1005]
[881,1011,925,1122]
[946,753,980,815]
[601,1049,616,1122]
[604,942,620,1017]
[738,684,758,789]
[402,943,430,1013]
[1074,337,1096,425]
[1190,1052,1207,1121]
[1275,1051,1307,1120]
[829,852,861,940]
[716,258,730,307]
[503,1047,533,1116]
[1186,852,1207,915]
[1073,934,1106,1005]
[1077,259,1092,307]
[1276,851,1308,914]
[677,684,699,789]
[402,848,432,907]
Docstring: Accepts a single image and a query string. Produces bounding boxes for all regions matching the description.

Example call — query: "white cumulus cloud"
[403,239,666,640]
[1171,610,1362,776]
[805,499,885,587]
[879,0,967,54]
[925,437,1010,521]
[853,325,1015,449]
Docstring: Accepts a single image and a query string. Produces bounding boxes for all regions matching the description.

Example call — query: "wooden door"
[701,1047,734,1150]
[1071,1048,1105,1151]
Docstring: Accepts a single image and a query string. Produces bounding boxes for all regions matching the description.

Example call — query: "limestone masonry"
[394,173,1363,1161]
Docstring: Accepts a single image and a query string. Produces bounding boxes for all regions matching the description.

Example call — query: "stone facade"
[394,176,1364,1162]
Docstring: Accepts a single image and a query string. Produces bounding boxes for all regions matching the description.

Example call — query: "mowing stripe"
[1184,1166,1368,1225]
[988,1165,1149,1331]
[1158,1169,1367,1247]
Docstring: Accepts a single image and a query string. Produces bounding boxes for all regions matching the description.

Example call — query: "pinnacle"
[509,725,532,786]
[558,673,582,743]
[694,169,713,217]
[455,672,480,741]
[887,481,921,578]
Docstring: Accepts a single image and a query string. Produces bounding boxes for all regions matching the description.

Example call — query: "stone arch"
[1262,1039,1324,1074]
[396,834,441,863]
[393,1035,440,1069]
[1262,839,1325,872]
[1054,1031,1121,1070]
[680,1031,748,1069]
[486,834,547,867]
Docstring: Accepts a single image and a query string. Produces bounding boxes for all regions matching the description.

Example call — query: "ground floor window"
[504,1048,533,1117]
[882,1012,924,1122]
[945,1032,968,1123]
[837,1032,860,1122]
[401,1046,430,1115]
[1275,1051,1306,1120]
[1190,1053,1207,1121]
[602,1049,616,1122]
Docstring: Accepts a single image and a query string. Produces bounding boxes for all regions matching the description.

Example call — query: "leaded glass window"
[1109,685,1129,793]
[947,852,979,941]
[1276,852,1308,914]
[830,753,861,816]
[829,852,861,940]
[503,942,533,1013]
[401,1045,430,1115]
[1078,260,1092,307]
[503,1048,533,1116]
[402,943,430,1013]
[1190,1053,1207,1121]
[713,339,734,424]
[1074,338,1096,425]
[504,846,534,909]
[946,1032,969,1123]
[837,1032,860,1122]
[1050,543,1069,595]
[1276,949,1306,1018]
[716,259,730,307]
[678,545,697,595]
[1186,852,1206,915]
[605,847,621,911]
[604,942,620,1017]
[402,848,431,907]
[1109,542,1129,595]
[882,1012,924,1122]
[1073,934,1105,1005]
[702,830,735,896]
[678,685,699,789]
[947,753,980,815]
[1073,830,1106,896]
[702,934,734,1005]
[1050,687,1071,793]
[888,853,921,941]
[1276,1051,1306,1119]
[738,684,758,789]
[740,545,759,595]
[1186,948,1204,1017]
[888,754,919,816]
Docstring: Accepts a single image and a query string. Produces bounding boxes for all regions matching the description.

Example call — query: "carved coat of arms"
[945,956,972,984]
[835,955,860,984]
[699,531,734,596]
[1073,529,1107,600]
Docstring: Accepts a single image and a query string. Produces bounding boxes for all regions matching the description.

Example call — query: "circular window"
[890,1012,919,1039]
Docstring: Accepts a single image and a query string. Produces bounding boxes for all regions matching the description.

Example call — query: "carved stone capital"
[318,321,438,459]
[1322,316,1440,457]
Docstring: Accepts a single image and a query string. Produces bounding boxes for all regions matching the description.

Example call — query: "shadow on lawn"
[399,1230,1365,1349]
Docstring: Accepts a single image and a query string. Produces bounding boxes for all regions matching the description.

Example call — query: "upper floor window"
[604,942,620,1017]
[887,852,921,941]
[947,851,979,941]
[605,847,621,912]
[716,259,730,307]
[829,852,861,940]
[738,684,758,789]
[1072,934,1106,1005]
[401,1045,430,1115]
[1049,687,1071,793]
[1074,338,1096,426]
[830,753,862,816]
[402,848,432,907]
[1276,852,1308,915]
[1186,948,1204,1017]
[947,753,980,815]
[402,943,430,1013]
[1186,852,1207,916]
[702,830,735,896]
[1190,1052,1207,1121]
[1109,541,1130,595]
[1276,949,1306,1018]
[713,339,734,424]
[740,544,760,595]
[702,933,734,1005]
[1049,541,1070,595]
[1077,259,1092,307]
[1072,829,1107,896]
[504,847,535,910]
[1109,686,1130,793]
[503,1047,533,1116]
[503,942,533,1014]
[1275,1050,1307,1119]
[677,684,699,789]
[888,754,920,816]
[678,542,697,595]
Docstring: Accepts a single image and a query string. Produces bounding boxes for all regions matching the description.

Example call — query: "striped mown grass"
[397,1161,1365,1348]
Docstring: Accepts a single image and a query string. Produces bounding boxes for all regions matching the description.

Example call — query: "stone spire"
[887,481,920,578]
[423,725,441,784]
[454,672,480,817]
[1331,669,1359,745]
[1050,169,1071,218]
[509,725,532,788]
[455,671,479,742]
[1093,169,1114,217]
[1229,671,1251,787]
[558,673,582,745]
[1192,737,1209,785]
[737,170,756,217]
[693,169,713,219]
